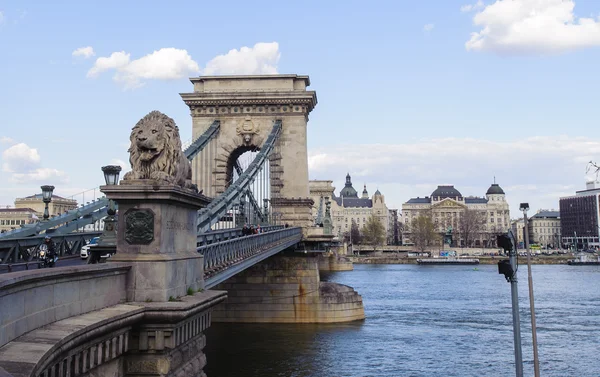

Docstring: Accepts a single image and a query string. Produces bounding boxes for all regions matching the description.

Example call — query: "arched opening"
[220,146,272,228]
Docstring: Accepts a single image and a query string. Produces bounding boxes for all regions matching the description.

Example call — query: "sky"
[2,0,600,218]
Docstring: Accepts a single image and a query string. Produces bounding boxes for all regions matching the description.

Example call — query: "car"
[80,237,100,259]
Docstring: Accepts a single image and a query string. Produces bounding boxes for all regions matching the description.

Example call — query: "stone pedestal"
[271,197,314,230]
[102,182,211,302]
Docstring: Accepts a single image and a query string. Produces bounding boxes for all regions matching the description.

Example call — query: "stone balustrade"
[0,264,131,348]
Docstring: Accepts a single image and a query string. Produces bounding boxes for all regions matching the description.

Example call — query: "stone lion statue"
[122,111,198,191]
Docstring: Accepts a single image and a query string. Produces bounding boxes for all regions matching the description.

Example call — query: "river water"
[204,264,600,377]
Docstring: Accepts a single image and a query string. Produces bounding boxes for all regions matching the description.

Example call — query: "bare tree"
[410,213,436,253]
[488,225,506,248]
[458,208,486,247]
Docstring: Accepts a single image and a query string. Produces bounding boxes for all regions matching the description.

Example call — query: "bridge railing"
[199,227,302,288]
[0,231,101,264]
[197,225,283,246]
[0,198,109,240]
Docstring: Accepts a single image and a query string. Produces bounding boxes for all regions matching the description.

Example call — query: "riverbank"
[348,254,573,265]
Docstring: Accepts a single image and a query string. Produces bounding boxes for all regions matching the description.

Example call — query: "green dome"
[340,173,358,198]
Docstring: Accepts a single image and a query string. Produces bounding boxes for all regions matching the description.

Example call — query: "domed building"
[309,173,392,242]
[401,182,510,247]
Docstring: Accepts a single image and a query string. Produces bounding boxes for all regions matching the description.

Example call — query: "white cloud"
[87,51,130,78]
[465,0,600,54]
[1,142,68,184]
[2,143,41,173]
[308,136,600,216]
[0,11,4,24]
[0,136,15,145]
[72,46,95,59]
[461,0,484,13]
[423,23,435,32]
[204,42,280,75]
[87,48,199,89]
[86,42,280,89]
[10,168,69,184]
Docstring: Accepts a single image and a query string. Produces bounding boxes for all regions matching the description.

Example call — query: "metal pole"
[523,211,540,377]
[508,244,524,377]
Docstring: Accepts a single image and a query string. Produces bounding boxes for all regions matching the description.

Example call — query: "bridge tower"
[181,75,317,230]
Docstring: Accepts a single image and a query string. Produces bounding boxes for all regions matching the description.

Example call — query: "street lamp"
[91,166,121,263]
[40,185,55,221]
[497,232,523,377]
[102,165,121,185]
[520,202,540,377]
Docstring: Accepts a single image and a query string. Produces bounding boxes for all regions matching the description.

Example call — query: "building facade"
[0,193,79,233]
[0,207,38,233]
[14,193,78,217]
[510,218,525,248]
[559,181,600,249]
[528,210,561,248]
[309,174,391,242]
[402,183,510,247]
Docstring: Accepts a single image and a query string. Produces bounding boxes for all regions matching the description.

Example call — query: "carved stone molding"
[271,197,315,207]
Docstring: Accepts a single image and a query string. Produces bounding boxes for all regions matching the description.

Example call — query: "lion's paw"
[149,171,171,181]
[123,171,140,180]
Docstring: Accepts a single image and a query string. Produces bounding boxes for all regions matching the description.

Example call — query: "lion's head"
[128,111,182,177]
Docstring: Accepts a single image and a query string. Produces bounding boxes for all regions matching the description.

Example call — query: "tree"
[488,225,506,248]
[361,215,385,250]
[410,213,436,253]
[458,208,486,247]
[344,219,362,245]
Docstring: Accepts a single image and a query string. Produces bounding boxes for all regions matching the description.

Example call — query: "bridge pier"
[211,252,364,323]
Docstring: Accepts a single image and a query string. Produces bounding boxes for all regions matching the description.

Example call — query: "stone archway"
[181,75,317,229]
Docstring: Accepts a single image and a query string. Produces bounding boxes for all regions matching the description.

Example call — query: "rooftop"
[333,196,373,208]
[17,193,73,201]
[532,210,560,219]
[0,207,37,213]
[406,197,431,204]
[486,183,505,195]
[431,185,462,199]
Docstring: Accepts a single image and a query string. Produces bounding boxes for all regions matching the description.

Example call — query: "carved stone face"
[134,122,167,162]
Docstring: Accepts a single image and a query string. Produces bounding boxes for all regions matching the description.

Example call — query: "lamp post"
[497,231,523,377]
[91,165,121,264]
[521,202,540,377]
[263,198,270,225]
[40,185,55,221]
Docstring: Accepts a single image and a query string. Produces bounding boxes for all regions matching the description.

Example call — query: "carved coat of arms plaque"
[124,209,155,244]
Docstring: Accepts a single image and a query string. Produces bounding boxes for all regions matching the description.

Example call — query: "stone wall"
[0,264,130,348]
[212,254,364,323]
[317,253,353,271]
